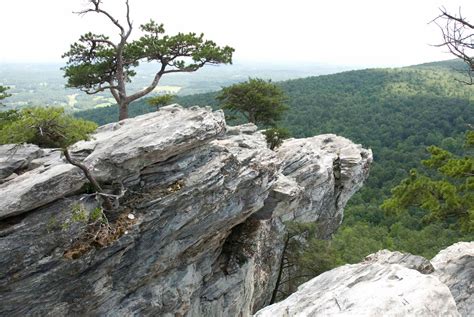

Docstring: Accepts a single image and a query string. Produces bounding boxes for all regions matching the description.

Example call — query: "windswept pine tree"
[63,0,234,121]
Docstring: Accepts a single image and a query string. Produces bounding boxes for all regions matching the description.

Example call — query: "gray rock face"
[255,244,473,317]
[364,249,435,274]
[274,135,371,236]
[0,144,43,180]
[432,242,474,316]
[0,105,372,316]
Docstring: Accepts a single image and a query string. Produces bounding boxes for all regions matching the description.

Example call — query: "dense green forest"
[76,60,473,265]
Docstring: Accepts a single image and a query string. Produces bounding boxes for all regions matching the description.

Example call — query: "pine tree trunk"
[119,102,129,121]
[249,111,256,124]
[270,234,290,304]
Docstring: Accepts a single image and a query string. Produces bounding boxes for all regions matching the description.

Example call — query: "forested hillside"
[76,60,474,262]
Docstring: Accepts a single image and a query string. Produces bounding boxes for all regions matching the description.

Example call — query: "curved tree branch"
[63,148,113,211]
[78,0,126,35]
[432,7,474,84]
[126,64,165,103]
[81,84,119,95]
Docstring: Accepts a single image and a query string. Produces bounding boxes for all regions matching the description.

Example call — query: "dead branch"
[432,7,474,82]
[63,148,114,211]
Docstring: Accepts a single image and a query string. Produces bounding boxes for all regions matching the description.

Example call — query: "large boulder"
[255,244,473,317]
[432,242,474,316]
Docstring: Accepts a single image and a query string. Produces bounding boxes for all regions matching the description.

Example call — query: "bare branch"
[125,0,133,35]
[109,85,120,103]
[162,60,210,74]
[63,148,114,211]
[89,38,117,49]
[77,0,125,35]
[432,7,474,83]
[438,7,474,29]
[81,84,119,95]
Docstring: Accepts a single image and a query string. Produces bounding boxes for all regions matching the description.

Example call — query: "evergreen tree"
[382,131,474,232]
[63,0,234,121]
[147,94,175,110]
[217,78,288,126]
[0,107,97,148]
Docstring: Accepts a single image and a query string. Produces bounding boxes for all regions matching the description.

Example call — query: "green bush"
[263,127,291,150]
[147,94,175,110]
[0,107,97,148]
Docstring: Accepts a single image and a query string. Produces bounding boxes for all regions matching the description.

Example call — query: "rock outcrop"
[255,242,474,317]
[0,144,43,181]
[432,242,474,316]
[0,105,372,316]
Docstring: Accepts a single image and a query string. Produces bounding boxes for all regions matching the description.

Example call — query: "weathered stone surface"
[364,249,435,274]
[226,123,258,135]
[0,106,226,220]
[274,135,372,236]
[255,243,474,317]
[71,104,226,182]
[432,242,474,316]
[255,249,460,317]
[0,163,87,219]
[0,144,43,180]
[0,105,372,316]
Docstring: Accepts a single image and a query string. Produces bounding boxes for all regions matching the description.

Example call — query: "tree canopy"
[217,78,288,126]
[0,107,97,148]
[382,132,474,232]
[147,94,175,110]
[63,0,234,120]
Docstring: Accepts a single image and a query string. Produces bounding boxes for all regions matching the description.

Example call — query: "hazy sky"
[1,0,474,67]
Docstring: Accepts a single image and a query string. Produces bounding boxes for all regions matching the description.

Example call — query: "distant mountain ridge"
[407,58,469,70]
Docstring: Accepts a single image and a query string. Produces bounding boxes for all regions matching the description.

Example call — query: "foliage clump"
[217,78,288,126]
[0,107,97,148]
[147,94,175,110]
[263,127,291,150]
[382,131,474,233]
